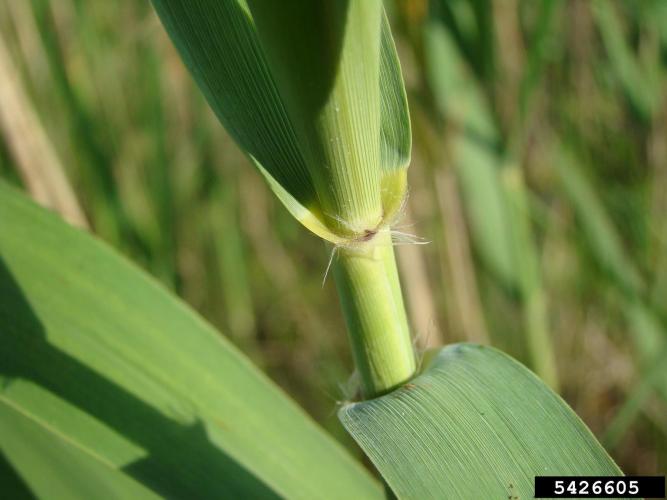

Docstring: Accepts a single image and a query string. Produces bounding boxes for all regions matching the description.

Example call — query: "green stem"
[332,229,416,398]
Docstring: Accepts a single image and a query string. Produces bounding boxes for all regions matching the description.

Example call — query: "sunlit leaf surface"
[0,182,381,499]
[340,344,623,499]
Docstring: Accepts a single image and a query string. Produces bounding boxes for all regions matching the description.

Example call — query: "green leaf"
[0,182,381,500]
[379,11,411,219]
[247,0,384,236]
[339,344,622,499]
[0,451,33,500]
[0,401,158,500]
[151,0,410,242]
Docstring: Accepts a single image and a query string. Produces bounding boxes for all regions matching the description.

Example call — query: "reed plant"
[1,0,663,498]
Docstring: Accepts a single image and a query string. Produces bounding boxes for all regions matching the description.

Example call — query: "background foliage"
[0,0,665,476]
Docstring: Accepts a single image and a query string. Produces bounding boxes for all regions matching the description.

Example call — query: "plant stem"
[332,229,416,398]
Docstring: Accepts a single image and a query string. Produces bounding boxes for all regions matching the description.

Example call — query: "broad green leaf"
[0,401,158,500]
[0,452,33,500]
[0,182,382,500]
[151,0,410,242]
[339,344,622,500]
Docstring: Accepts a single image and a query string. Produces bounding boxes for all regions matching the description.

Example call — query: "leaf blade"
[0,397,159,500]
[0,182,381,499]
[150,0,319,227]
[340,344,622,499]
[379,11,411,219]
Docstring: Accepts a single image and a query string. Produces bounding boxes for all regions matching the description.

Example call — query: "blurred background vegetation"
[0,0,665,476]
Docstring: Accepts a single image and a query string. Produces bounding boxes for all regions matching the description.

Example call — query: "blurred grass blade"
[339,344,621,499]
[553,147,664,356]
[554,147,667,436]
[604,343,667,449]
[647,0,667,50]
[492,0,559,388]
[28,0,132,246]
[0,182,381,499]
[592,0,659,120]
[152,0,410,242]
[423,19,516,288]
[433,168,489,344]
[517,0,558,120]
[429,0,481,79]
[502,166,558,388]
[0,32,87,229]
[554,148,643,296]
[423,15,558,386]
[208,185,256,344]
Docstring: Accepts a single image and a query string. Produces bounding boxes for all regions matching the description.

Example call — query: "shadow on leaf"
[0,257,278,499]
